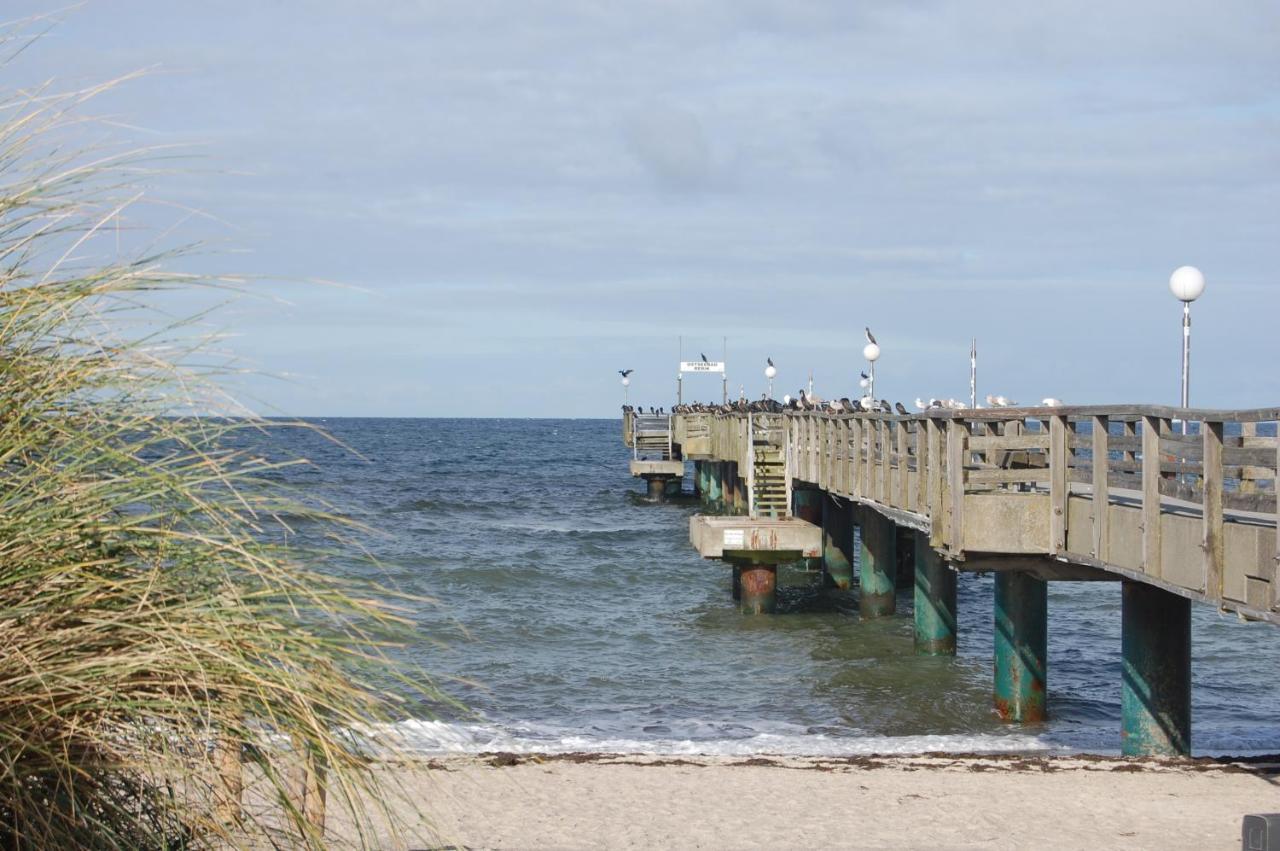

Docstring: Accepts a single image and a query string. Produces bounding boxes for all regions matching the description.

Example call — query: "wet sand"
[326,752,1280,849]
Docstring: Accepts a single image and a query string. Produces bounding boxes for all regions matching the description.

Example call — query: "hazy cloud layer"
[7,1,1277,415]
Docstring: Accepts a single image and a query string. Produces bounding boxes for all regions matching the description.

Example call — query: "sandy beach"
[324,752,1280,849]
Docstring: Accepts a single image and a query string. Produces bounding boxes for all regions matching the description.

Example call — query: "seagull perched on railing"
[985,394,1016,407]
[1041,398,1064,407]
[618,369,633,378]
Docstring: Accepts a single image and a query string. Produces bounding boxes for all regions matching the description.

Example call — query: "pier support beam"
[793,488,823,574]
[707,462,723,509]
[1121,581,1191,757]
[858,508,897,617]
[724,462,739,514]
[994,571,1048,723]
[692,461,703,499]
[913,532,957,655]
[731,565,741,601]
[821,497,855,590]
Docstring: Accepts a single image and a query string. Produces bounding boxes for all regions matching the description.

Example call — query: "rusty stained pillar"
[994,571,1048,723]
[858,507,897,617]
[723,461,739,514]
[736,563,777,614]
[821,496,855,590]
[1121,581,1191,756]
[793,487,823,574]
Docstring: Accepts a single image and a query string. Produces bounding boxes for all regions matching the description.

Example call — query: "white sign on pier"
[680,361,725,374]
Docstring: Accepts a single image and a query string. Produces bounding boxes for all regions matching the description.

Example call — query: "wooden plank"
[877,419,889,502]
[966,467,1052,485]
[895,419,909,508]
[851,418,863,498]
[1049,415,1068,554]
[915,422,928,511]
[928,419,943,548]
[1121,419,1136,464]
[1141,414,1166,579]
[1203,420,1224,601]
[968,434,1051,451]
[947,420,967,552]
[1092,415,1109,561]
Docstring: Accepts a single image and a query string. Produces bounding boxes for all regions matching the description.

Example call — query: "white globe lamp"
[1169,266,1205,421]
[764,363,777,400]
[1169,265,1205,303]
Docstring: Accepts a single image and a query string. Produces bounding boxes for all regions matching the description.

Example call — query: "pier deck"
[622,404,1280,755]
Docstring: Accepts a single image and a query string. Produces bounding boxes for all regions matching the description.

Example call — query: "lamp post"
[621,375,630,405]
[1169,266,1205,428]
[863,341,881,401]
[764,362,777,399]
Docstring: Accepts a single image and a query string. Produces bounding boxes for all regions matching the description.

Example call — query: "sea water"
[267,418,1280,757]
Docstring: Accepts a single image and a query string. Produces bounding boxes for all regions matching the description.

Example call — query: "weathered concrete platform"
[630,460,684,478]
[689,515,822,561]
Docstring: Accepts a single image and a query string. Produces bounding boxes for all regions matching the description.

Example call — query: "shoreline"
[327,752,1280,849]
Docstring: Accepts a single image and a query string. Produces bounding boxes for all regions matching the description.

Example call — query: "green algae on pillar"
[994,571,1047,722]
[913,532,957,655]
[1121,581,1191,756]
[707,462,723,509]
[821,497,855,590]
[858,508,897,617]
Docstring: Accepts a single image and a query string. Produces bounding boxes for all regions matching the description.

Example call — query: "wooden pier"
[623,404,1280,756]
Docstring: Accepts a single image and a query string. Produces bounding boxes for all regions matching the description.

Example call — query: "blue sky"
[7,2,1278,416]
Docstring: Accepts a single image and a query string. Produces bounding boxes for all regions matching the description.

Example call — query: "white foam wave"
[369,719,1068,758]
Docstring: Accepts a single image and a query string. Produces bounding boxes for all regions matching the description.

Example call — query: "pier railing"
[673,406,1279,623]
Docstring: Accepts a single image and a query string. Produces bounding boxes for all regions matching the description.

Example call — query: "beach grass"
[0,22,432,850]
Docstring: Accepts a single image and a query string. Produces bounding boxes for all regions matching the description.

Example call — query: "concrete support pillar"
[1121,581,1191,756]
[645,476,668,502]
[994,571,1048,723]
[737,563,777,615]
[664,477,683,499]
[913,531,957,655]
[895,527,915,590]
[707,462,723,509]
[731,565,742,601]
[724,462,738,514]
[793,488,823,573]
[821,497,855,590]
[692,461,703,499]
[858,508,897,617]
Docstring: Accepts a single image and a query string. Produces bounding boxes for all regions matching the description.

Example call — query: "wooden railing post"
[946,419,967,552]
[1203,419,1224,601]
[928,418,944,548]
[851,418,863,498]
[878,419,890,502]
[1092,415,1109,560]
[1141,415,1163,577]
[895,419,909,508]
[1049,415,1069,554]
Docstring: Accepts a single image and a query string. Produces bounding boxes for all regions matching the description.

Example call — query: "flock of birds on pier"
[621,394,1065,418]
[618,327,1065,416]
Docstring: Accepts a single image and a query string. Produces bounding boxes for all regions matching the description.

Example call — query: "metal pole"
[970,338,977,410]
[1180,302,1191,434]
[868,361,876,400]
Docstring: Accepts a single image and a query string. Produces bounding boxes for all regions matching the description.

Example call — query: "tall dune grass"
[0,32,430,851]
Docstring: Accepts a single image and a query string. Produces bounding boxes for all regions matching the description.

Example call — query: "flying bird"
[865,327,878,345]
[618,369,633,378]
[700,352,708,363]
